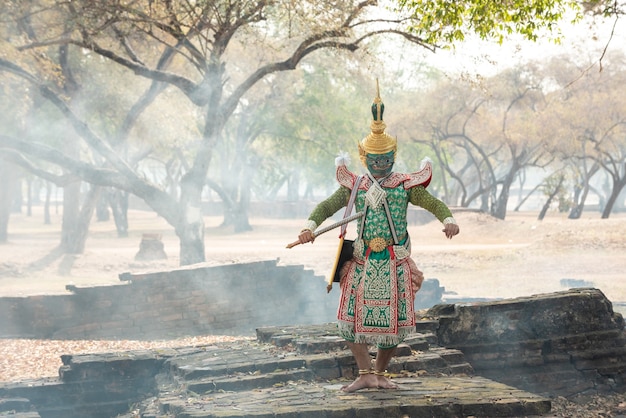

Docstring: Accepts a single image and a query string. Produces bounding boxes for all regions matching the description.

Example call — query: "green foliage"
[395,0,587,45]
[541,173,571,211]
[250,60,371,197]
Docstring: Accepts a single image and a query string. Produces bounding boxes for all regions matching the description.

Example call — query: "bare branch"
[0,150,78,187]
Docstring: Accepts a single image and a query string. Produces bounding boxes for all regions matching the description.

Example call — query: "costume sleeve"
[408,186,454,223]
[304,186,351,231]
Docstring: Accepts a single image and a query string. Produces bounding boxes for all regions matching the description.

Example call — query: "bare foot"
[340,373,379,392]
[375,374,398,389]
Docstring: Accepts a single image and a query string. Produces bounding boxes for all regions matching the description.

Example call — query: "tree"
[400,65,554,219]
[396,0,624,45]
[2,0,620,265]
[537,172,568,220]
[543,53,626,218]
[0,0,437,265]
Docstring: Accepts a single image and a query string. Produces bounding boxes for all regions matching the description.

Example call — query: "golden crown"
[358,79,397,165]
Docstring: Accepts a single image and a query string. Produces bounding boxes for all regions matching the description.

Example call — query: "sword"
[285,211,364,249]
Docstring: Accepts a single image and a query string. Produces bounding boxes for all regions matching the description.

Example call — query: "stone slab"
[160,376,550,418]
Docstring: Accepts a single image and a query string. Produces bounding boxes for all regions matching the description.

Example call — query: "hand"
[442,223,459,239]
[298,229,315,244]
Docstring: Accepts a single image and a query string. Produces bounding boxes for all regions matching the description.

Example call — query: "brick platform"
[143,324,549,417]
[0,323,551,417]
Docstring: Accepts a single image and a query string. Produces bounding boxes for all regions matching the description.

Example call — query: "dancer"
[295,83,459,392]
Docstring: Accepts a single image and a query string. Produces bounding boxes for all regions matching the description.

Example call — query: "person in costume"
[296,83,460,392]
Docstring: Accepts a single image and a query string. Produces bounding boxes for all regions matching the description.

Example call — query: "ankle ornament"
[358,369,373,375]
[373,369,387,376]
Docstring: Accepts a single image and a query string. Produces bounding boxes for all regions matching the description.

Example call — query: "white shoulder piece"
[335,151,351,167]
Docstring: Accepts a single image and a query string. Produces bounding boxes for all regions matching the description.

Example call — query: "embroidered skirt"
[337,238,416,348]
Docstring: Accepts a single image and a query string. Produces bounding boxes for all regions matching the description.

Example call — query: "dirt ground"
[2,207,625,305]
[2,207,626,417]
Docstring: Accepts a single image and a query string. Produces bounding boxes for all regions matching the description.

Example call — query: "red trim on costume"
[336,164,358,189]
[354,257,399,336]
[336,257,416,334]
[337,161,433,190]
[403,161,433,189]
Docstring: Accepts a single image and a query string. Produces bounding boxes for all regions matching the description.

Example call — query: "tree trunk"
[0,161,18,242]
[537,200,551,221]
[568,162,600,219]
[108,189,129,237]
[492,183,511,220]
[568,184,583,219]
[26,178,32,216]
[235,152,253,233]
[492,165,520,220]
[44,182,51,225]
[179,169,208,265]
[11,177,22,213]
[177,219,205,265]
[538,182,563,221]
[96,193,110,222]
[617,187,626,211]
[58,42,88,255]
[60,179,81,253]
[303,183,314,201]
[233,206,252,233]
[71,186,101,253]
[479,191,489,212]
[568,185,591,219]
[514,182,542,211]
[287,171,300,202]
[601,180,626,219]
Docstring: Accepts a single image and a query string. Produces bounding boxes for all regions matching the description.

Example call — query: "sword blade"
[313,211,364,238]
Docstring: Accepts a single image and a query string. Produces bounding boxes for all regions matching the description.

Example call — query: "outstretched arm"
[297,186,350,245]
[409,186,460,239]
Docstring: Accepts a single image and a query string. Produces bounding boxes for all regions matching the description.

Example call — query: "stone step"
[32,401,134,418]
[179,346,476,396]
[186,368,315,393]
[0,393,134,418]
[414,318,440,334]
[0,397,39,416]
[158,376,551,418]
[257,323,432,351]
[0,413,40,418]
[166,344,307,380]
[167,341,473,387]
[570,345,626,362]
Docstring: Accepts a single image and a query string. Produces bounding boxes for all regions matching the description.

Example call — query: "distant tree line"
[0,0,624,264]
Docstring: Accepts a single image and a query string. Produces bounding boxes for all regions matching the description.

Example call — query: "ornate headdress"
[358,79,397,166]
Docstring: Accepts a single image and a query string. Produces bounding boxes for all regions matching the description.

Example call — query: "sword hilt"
[286,212,364,249]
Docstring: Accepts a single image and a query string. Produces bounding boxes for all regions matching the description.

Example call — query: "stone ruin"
[0,262,625,417]
[422,287,626,396]
[134,233,168,261]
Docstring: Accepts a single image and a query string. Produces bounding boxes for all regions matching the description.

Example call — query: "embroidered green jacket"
[306,162,454,243]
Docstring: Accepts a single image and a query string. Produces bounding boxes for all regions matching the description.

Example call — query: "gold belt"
[364,234,406,252]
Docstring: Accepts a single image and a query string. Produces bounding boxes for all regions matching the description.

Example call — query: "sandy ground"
[1,206,626,390]
[2,207,626,304]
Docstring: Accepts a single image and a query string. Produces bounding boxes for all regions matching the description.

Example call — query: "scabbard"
[327,237,345,293]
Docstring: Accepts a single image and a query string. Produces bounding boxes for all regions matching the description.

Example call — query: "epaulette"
[336,164,359,189]
[403,160,432,189]
[336,160,432,189]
